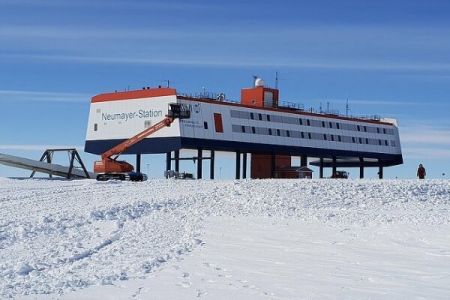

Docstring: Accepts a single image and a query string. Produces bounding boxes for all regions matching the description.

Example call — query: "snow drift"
[1,178,449,299]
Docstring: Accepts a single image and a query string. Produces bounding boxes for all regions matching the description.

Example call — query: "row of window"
[230,110,395,135]
[231,125,397,147]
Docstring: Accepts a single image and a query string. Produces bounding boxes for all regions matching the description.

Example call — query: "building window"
[359,137,362,144]
[364,126,367,132]
[365,138,369,144]
[301,132,304,139]
[322,121,326,127]
[299,118,303,125]
[94,123,98,131]
[241,125,245,133]
[250,112,254,120]
[338,136,342,142]
[352,137,356,143]
[337,123,340,129]
[286,130,290,137]
[267,115,271,122]
[252,127,256,134]
[277,129,281,136]
[308,133,312,139]
[357,125,360,131]
[331,135,334,141]
[383,128,386,134]
[203,122,208,129]
[258,114,262,121]
[307,119,311,126]
[324,134,327,140]
[329,122,333,128]
[385,140,388,146]
[377,128,380,134]
[269,128,272,135]
[378,139,382,145]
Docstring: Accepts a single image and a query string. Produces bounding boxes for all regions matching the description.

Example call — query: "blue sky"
[1,0,450,179]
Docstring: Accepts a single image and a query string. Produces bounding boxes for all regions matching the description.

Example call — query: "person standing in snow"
[417,164,426,179]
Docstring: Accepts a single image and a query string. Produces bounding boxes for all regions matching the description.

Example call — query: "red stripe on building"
[92,88,177,103]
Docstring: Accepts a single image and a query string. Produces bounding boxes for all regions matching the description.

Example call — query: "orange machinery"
[95,103,190,181]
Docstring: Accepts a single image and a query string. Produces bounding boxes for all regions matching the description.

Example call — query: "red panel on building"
[251,154,293,179]
[241,86,279,108]
[213,113,224,133]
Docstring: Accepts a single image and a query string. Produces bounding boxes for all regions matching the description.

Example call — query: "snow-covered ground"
[1,178,450,299]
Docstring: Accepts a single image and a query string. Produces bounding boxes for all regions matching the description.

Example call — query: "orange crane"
[95,103,190,181]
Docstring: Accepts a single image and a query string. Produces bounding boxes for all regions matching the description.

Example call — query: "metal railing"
[178,91,383,122]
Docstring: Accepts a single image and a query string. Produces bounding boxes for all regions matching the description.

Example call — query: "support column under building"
[174,150,180,172]
[242,153,247,179]
[235,151,241,180]
[136,154,141,173]
[332,157,337,176]
[165,152,171,178]
[271,154,276,178]
[210,150,215,180]
[359,157,365,179]
[378,160,384,179]
[301,155,307,167]
[319,158,324,179]
[197,148,203,179]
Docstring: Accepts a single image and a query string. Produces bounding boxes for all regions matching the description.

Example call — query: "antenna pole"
[275,71,279,89]
[346,98,349,117]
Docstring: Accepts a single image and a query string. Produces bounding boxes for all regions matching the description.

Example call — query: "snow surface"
[1,177,450,299]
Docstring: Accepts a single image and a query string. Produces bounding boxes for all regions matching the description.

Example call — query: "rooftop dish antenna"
[254,76,265,87]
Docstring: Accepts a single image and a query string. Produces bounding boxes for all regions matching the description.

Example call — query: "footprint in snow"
[178,281,191,288]
[196,289,207,297]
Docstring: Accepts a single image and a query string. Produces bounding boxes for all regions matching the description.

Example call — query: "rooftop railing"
[178,91,383,122]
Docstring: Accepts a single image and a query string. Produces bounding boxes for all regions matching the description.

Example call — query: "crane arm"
[101,117,174,160]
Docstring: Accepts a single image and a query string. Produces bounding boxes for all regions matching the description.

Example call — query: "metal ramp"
[0,149,95,179]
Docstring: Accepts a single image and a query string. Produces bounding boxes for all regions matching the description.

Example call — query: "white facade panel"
[86,94,402,159]
[176,99,402,157]
[86,95,180,141]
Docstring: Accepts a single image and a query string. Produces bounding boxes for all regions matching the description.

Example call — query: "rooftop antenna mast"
[160,80,171,88]
[346,98,350,117]
[275,71,279,89]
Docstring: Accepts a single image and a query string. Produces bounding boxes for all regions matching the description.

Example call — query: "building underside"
[86,138,402,180]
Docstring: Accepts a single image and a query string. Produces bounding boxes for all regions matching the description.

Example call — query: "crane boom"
[101,117,173,160]
[94,103,190,181]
